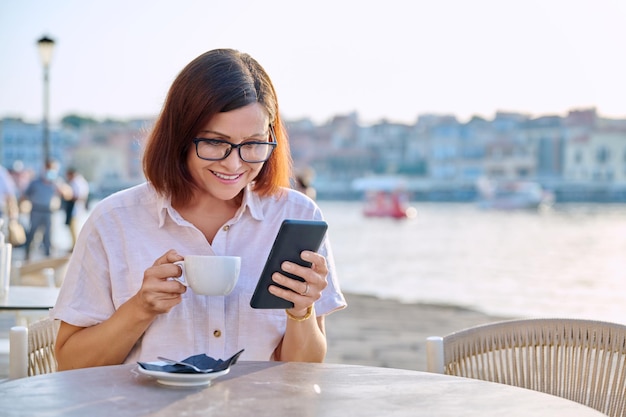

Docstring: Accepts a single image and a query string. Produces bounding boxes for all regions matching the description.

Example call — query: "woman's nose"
[220,148,244,169]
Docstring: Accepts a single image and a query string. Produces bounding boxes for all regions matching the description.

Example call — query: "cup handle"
[171,261,188,286]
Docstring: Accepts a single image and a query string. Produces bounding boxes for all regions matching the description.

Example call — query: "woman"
[51,49,346,369]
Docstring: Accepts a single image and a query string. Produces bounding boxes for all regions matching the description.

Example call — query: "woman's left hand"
[268,250,328,316]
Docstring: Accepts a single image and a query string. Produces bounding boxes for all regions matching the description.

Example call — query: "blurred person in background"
[21,160,65,260]
[9,160,32,198]
[62,167,90,250]
[294,167,317,200]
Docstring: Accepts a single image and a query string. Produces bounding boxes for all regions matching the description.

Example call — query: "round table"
[0,361,606,417]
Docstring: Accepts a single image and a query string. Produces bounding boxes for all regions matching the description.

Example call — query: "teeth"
[213,171,239,180]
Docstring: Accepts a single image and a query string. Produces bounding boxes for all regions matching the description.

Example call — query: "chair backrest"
[9,317,60,379]
[426,318,626,417]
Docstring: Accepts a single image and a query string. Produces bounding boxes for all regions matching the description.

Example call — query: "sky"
[1,0,626,126]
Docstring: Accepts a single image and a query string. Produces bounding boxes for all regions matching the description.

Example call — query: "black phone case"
[250,219,328,309]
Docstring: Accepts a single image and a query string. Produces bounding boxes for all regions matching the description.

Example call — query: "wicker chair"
[426,318,626,417]
[9,317,60,379]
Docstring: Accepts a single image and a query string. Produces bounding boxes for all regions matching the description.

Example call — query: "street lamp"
[37,35,55,164]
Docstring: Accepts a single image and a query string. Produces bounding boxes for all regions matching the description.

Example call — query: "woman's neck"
[174,192,243,244]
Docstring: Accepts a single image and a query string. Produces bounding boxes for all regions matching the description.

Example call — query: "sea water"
[318,201,626,324]
[44,200,626,323]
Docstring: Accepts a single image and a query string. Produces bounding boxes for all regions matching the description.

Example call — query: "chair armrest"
[9,326,28,379]
[426,336,444,373]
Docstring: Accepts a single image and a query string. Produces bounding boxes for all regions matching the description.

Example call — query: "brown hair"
[143,49,292,206]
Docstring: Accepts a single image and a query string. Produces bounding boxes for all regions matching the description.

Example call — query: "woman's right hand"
[134,249,187,316]
[57,249,188,370]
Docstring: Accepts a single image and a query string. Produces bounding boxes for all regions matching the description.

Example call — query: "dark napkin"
[138,349,244,374]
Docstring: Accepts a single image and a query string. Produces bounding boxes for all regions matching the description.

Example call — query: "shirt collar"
[236,185,265,221]
[156,190,174,228]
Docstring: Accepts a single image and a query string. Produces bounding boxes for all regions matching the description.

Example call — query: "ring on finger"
[301,283,309,296]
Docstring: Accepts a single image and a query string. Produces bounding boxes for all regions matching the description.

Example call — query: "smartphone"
[250,219,328,309]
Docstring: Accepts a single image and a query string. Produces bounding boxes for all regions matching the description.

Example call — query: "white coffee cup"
[174,255,241,296]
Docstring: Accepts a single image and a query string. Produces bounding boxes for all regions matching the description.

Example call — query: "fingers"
[146,250,184,284]
[301,282,310,296]
[302,251,328,274]
[268,251,328,309]
[153,249,184,267]
[148,249,185,285]
[137,250,187,315]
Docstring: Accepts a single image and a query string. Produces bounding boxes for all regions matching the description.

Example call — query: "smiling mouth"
[212,170,242,181]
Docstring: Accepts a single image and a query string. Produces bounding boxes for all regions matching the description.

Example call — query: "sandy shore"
[324,292,510,371]
[0,292,511,378]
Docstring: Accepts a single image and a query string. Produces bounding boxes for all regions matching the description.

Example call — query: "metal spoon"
[157,356,214,373]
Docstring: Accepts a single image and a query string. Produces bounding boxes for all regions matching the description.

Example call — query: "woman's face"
[187,102,270,202]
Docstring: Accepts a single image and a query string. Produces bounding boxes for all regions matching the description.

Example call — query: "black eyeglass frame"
[192,125,278,163]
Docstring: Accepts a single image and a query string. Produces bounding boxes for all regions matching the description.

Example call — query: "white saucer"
[137,365,230,387]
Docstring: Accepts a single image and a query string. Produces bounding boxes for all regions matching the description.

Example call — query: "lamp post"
[37,35,55,164]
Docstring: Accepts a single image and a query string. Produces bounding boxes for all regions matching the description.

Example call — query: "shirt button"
[213,329,222,338]
[222,225,230,232]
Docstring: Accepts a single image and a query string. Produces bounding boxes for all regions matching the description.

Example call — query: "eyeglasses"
[192,125,277,163]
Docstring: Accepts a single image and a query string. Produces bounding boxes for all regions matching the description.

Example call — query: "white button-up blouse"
[51,182,346,363]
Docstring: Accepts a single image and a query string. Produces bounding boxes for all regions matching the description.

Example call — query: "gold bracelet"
[285,305,313,322]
